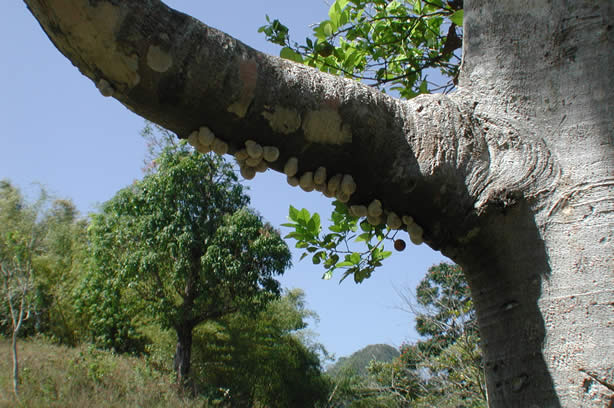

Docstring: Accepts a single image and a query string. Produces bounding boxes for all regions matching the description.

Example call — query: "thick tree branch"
[23,0,556,253]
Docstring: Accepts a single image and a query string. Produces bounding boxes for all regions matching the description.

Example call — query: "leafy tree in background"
[82,144,291,387]
[325,263,484,407]
[372,263,485,407]
[410,262,476,355]
[0,181,48,397]
[32,199,89,345]
[191,289,330,407]
[410,263,484,407]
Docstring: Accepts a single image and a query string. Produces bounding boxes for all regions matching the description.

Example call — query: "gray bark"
[23,0,613,406]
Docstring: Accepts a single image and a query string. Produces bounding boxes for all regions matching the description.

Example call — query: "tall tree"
[410,263,477,356]
[84,146,291,386]
[192,289,330,407]
[22,0,613,406]
[389,263,485,407]
[33,199,89,345]
[0,181,47,397]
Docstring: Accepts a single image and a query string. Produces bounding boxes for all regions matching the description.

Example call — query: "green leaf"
[283,231,305,240]
[288,205,299,221]
[298,208,311,223]
[322,21,334,37]
[360,221,372,233]
[419,79,428,94]
[312,252,325,265]
[337,0,350,10]
[323,270,334,280]
[329,2,341,28]
[311,213,321,232]
[280,47,304,63]
[450,10,464,26]
[355,232,370,243]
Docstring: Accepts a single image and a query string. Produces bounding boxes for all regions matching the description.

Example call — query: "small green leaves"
[328,0,350,30]
[283,201,398,283]
[258,15,289,47]
[259,0,463,97]
[280,47,304,63]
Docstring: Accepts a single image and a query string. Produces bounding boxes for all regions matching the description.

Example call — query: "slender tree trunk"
[4,272,28,399]
[173,323,194,390]
[11,330,20,398]
[10,304,27,399]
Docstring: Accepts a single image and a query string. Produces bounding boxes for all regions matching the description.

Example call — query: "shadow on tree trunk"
[458,198,561,407]
[174,324,195,394]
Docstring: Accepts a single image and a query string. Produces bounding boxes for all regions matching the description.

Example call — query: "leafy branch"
[282,201,399,283]
[259,0,463,98]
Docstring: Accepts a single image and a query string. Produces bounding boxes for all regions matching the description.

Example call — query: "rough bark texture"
[23,0,613,406]
[459,2,614,406]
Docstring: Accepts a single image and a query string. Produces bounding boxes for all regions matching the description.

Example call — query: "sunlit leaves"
[280,47,303,63]
[82,142,291,352]
[282,201,394,283]
[260,0,463,98]
[449,9,464,26]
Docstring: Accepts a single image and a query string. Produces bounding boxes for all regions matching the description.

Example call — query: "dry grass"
[0,337,209,408]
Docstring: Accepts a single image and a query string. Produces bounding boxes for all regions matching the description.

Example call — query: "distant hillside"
[327,344,399,378]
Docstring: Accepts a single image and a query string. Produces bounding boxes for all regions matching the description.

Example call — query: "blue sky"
[2,1,448,360]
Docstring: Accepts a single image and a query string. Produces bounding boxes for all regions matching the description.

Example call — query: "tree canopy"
[327,263,485,407]
[260,0,463,97]
[81,143,291,384]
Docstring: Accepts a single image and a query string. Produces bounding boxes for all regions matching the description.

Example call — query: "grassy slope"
[0,338,208,408]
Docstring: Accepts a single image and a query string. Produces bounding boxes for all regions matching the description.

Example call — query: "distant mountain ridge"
[327,344,400,378]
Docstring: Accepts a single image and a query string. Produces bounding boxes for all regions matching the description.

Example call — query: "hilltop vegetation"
[327,344,399,378]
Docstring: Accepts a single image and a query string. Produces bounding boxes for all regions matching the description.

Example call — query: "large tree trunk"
[173,323,194,389]
[23,0,613,406]
[458,2,614,406]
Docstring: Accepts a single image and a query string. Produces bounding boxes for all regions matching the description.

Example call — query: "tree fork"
[24,0,554,252]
